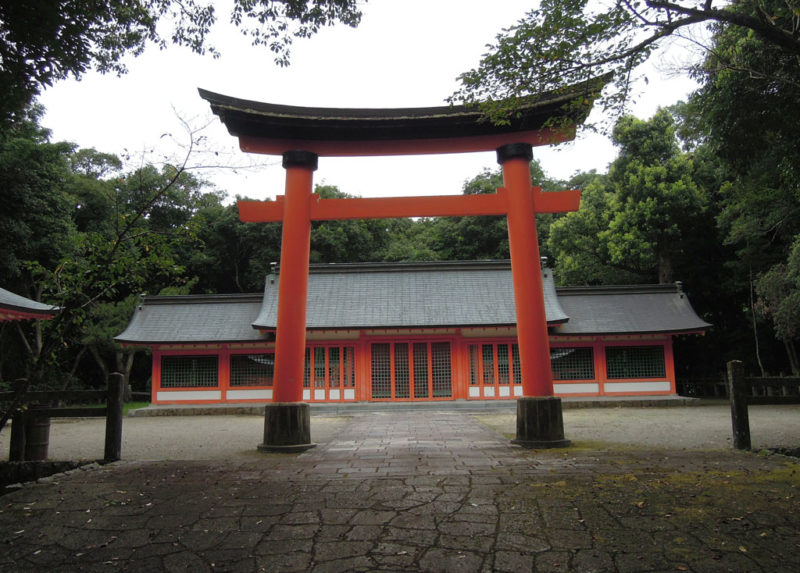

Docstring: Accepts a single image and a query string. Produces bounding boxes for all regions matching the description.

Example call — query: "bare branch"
[647,0,800,54]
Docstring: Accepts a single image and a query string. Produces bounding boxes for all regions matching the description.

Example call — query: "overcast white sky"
[40,1,700,201]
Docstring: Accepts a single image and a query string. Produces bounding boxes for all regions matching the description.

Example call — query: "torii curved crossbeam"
[199,75,607,156]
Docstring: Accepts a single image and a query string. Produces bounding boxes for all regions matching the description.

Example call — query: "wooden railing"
[1,373,129,462]
[678,375,800,400]
[726,361,800,450]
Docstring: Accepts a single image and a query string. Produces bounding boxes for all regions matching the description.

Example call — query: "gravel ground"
[1,403,798,461]
[478,403,800,450]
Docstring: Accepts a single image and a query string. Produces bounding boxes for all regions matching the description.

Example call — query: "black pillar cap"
[496,143,533,164]
[282,150,319,170]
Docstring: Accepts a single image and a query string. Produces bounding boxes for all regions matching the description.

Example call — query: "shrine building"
[0,287,57,323]
[116,260,709,405]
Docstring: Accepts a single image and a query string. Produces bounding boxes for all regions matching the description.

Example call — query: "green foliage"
[0,106,77,284]
[0,0,363,124]
[0,105,221,397]
[755,237,800,373]
[688,1,800,272]
[309,185,396,264]
[187,201,278,293]
[382,163,562,263]
[548,174,643,285]
[452,0,800,121]
[549,110,710,285]
[673,1,800,374]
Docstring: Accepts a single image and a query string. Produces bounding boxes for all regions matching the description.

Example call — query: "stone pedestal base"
[258,402,316,453]
[511,396,571,449]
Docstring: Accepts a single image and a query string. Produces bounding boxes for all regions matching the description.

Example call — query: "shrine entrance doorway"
[370,340,453,401]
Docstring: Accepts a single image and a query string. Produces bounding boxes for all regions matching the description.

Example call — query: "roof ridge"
[306,260,513,274]
[142,293,263,305]
[556,283,681,295]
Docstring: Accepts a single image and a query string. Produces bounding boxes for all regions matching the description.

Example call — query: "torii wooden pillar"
[199,79,608,451]
[240,143,577,450]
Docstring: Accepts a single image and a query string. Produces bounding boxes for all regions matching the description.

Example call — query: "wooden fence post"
[9,410,26,461]
[104,373,125,461]
[727,360,751,450]
[8,378,28,461]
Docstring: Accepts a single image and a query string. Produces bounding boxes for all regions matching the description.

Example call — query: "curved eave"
[551,327,710,337]
[198,75,609,156]
[0,308,57,322]
[118,337,269,346]
[294,318,569,331]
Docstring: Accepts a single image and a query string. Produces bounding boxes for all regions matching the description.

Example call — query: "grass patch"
[123,401,149,415]
[45,401,150,416]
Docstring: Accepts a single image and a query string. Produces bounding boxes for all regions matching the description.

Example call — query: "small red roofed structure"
[0,287,57,322]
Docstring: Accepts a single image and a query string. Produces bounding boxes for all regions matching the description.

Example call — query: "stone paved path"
[2,410,800,572]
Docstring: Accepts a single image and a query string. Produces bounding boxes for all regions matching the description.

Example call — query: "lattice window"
[512,344,521,385]
[606,346,666,379]
[413,342,429,398]
[551,347,595,381]
[431,342,452,397]
[481,344,494,385]
[302,345,357,391]
[303,348,311,388]
[343,347,355,388]
[230,354,274,387]
[328,347,341,389]
[395,343,410,398]
[469,346,480,386]
[313,347,326,388]
[497,344,510,385]
[469,343,517,386]
[161,356,218,388]
[371,343,391,398]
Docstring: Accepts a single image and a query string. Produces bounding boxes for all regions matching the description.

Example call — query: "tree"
[309,186,396,264]
[607,110,709,283]
[548,172,644,285]
[549,109,711,284]
[0,105,76,287]
[755,238,800,375]
[452,0,800,120]
[686,4,800,268]
[0,0,363,124]
[0,105,228,432]
[80,295,142,394]
[678,2,800,374]
[401,162,564,263]
[188,200,283,293]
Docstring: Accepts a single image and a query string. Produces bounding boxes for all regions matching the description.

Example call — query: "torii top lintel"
[197,76,607,157]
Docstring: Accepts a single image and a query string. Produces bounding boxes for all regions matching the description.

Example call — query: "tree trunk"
[60,346,88,390]
[749,266,767,377]
[115,350,135,401]
[89,345,109,385]
[785,339,800,377]
[657,247,673,284]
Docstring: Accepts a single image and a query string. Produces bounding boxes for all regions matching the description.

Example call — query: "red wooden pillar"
[258,151,317,452]
[497,143,569,448]
[501,147,553,398]
[273,152,315,403]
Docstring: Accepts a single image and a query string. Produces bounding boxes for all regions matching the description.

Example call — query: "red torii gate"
[200,79,606,451]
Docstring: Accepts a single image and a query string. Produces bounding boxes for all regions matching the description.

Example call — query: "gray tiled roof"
[0,287,58,317]
[115,294,267,344]
[554,284,711,335]
[115,262,710,344]
[252,261,569,330]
